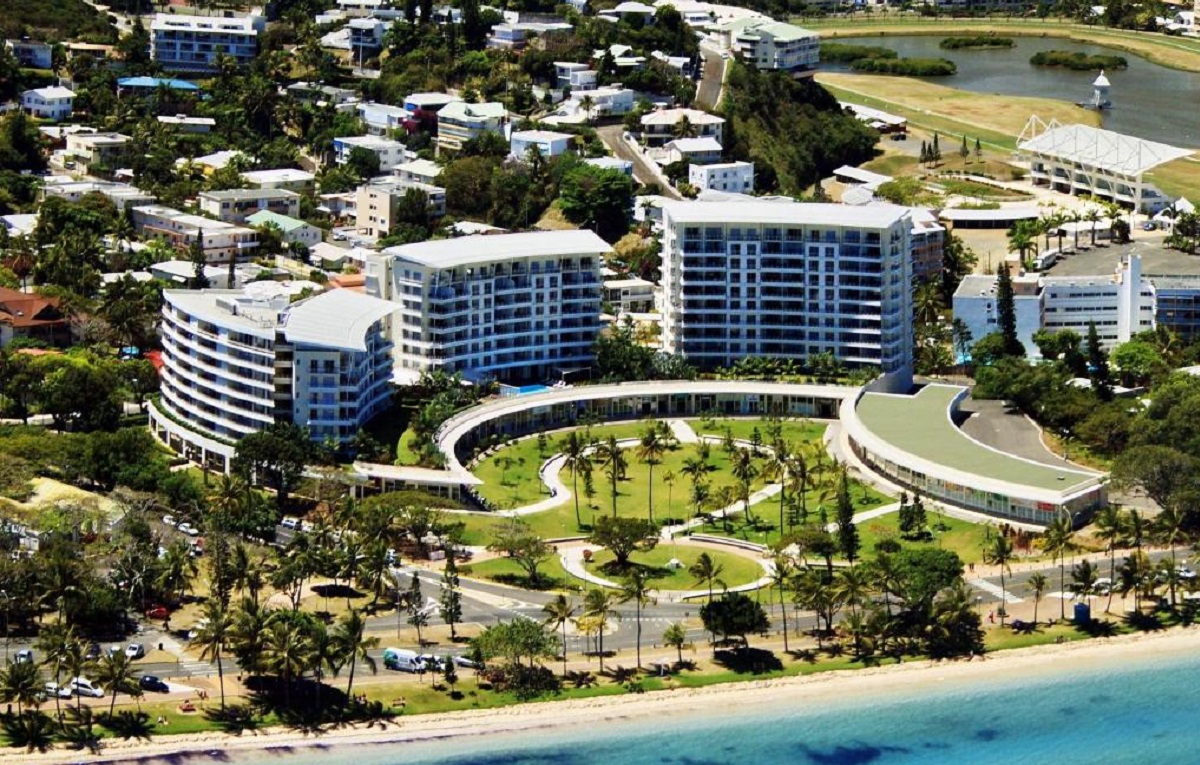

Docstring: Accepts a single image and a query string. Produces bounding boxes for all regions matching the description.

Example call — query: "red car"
[144,605,170,620]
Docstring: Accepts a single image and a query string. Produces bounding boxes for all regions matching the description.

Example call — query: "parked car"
[383,648,425,673]
[84,643,102,661]
[145,605,170,621]
[70,678,105,698]
[14,649,33,664]
[178,522,200,536]
[280,517,300,530]
[452,655,482,669]
[1178,565,1196,580]
[44,682,72,699]
[125,643,145,659]
[1143,221,1157,231]
[139,675,169,693]
[1094,577,1112,595]
[162,514,177,527]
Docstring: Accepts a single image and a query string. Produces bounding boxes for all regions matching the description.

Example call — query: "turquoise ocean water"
[236,644,1200,765]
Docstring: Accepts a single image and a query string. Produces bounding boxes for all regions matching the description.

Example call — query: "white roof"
[834,165,892,188]
[150,260,226,282]
[404,92,461,107]
[283,289,400,351]
[939,206,1041,222]
[241,168,316,183]
[158,115,216,126]
[183,150,246,169]
[335,134,406,149]
[608,1,656,12]
[660,199,912,228]
[386,229,612,268]
[641,107,725,126]
[395,158,441,178]
[24,86,75,99]
[438,101,508,121]
[666,137,722,152]
[511,129,574,142]
[1019,123,1192,178]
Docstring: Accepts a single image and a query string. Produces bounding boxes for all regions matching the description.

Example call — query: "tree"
[974,137,983,162]
[558,165,634,243]
[1086,321,1113,400]
[1042,515,1074,621]
[959,134,969,159]
[770,554,794,653]
[94,651,136,717]
[0,659,42,716]
[472,618,559,669]
[34,623,75,729]
[730,448,758,523]
[688,551,725,616]
[1026,572,1048,625]
[982,532,1014,625]
[232,423,313,505]
[834,469,859,564]
[440,555,463,640]
[636,427,667,524]
[699,592,769,648]
[994,265,1025,358]
[487,520,553,586]
[406,572,428,646]
[618,567,654,669]
[589,515,659,567]
[190,233,210,289]
[541,594,576,675]
[582,588,620,672]
[1093,506,1124,613]
[593,435,627,518]
[190,599,231,710]
[334,609,377,702]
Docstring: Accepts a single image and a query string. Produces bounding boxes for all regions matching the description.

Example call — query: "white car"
[162,514,177,527]
[125,643,145,659]
[178,523,200,537]
[1094,577,1112,595]
[1178,566,1196,580]
[280,517,300,530]
[70,678,105,698]
[44,682,72,699]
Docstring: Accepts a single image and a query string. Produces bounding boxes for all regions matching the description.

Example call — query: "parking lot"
[1044,234,1200,278]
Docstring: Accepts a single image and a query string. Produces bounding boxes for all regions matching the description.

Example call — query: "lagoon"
[833,35,1200,147]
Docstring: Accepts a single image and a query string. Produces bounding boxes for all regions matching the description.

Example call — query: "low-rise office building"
[198,188,301,223]
[150,13,264,72]
[658,198,914,378]
[367,229,610,383]
[151,286,398,470]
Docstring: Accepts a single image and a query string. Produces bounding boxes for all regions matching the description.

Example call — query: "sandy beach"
[7,626,1200,765]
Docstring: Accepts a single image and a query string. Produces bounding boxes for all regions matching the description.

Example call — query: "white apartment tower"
[659,200,914,376]
[150,13,265,73]
[369,231,611,383]
[150,286,398,470]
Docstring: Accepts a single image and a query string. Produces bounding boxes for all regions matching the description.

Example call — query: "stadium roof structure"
[1018,119,1192,178]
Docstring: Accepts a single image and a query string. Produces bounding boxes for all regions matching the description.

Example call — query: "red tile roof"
[0,288,66,329]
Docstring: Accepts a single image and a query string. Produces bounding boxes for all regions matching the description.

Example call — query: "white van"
[383,648,425,673]
[1035,248,1060,271]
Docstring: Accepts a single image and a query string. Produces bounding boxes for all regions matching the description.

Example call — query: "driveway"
[596,125,682,199]
[695,43,727,111]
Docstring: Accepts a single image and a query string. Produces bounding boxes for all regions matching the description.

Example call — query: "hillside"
[0,0,117,43]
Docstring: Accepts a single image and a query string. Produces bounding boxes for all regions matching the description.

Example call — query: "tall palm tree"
[1085,207,1102,247]
[541,594,576,675]
[770,555,794,653]
[94,651,136,717]
[62,640,91,716]
[688,552,725,604]
[157,539,199,602]
[763,441,793,535]
[730,448,758,523]
[560,432,591,529]
[663,622,689,665]
[1152,504,1190,608]
[636,427,667,525]
[334,609,378,703]
[618,568,654,669]
[593,436,626,518]
[263,618,314,709]
[982,531,1014,626]
[662,470,677,521]
[1027,572,1048,625]
[913,280,943,326]
[579,94,595,124]
[229,597,270,677]
[1093,506,1125,613]
[582,588,620,672]
[1043,516,1074,621]
[191,599,231,711]
[35,623,75,728]
[0,659,43,715]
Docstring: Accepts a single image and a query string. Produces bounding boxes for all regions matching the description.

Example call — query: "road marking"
[968,578,1025,603]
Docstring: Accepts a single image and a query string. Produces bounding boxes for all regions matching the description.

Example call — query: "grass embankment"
[1146,157,1200,201]
[856,510,992,565]
[800,17,1200,73]
[586,545,764,590]
[816,72,1102,148]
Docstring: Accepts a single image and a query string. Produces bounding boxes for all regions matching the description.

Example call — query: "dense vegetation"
[0,0,116,43]
[1030,50,1129,70]
[818,43,898,63]
[851,57,958,76]
[939,36,1015,49]
[721,64,878,193]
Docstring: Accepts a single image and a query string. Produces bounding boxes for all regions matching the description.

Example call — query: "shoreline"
[10,626,1200,765]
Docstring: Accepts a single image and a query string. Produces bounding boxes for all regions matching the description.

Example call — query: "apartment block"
[150,13,264,73]
[42,180,155,210]
[688,161,754,193]
[640,108,725,147]
[334,135,410,172]
[356,177,447,238]
[718,18,819,73]
[64,132,131,172]
[436,101,508,154]
[659,199,914,376]
[151,287,398,469]
[368,230,611,383]
[198,188,301,224]
[132,205,259,263]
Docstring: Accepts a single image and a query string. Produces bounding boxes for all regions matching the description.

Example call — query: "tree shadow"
[1123,611,1164,633]
[787,648,819,664]
[596,561,672,580]
[204,704,261,735]
[98,710,153,741]
[713,647,784,674]
[311,584,364,600]
[488,573,564,591]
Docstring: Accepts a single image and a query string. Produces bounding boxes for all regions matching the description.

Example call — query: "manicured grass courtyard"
[460,554,576,591]
[585,545,765,591]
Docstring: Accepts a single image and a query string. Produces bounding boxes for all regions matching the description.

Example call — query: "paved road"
[695,43,727,111]
[596,125,681,199]
[957,396,1074,469]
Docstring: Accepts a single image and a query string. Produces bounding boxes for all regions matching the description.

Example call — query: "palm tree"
[1007,219,1039,264]
[157,539,199,602]
[770,555,794,653]
[730,448,758,523]
[263,618,314,709]
[1152,504,1190,608]
[35,623,75,728]
[636,427,667,525]
[662,470,677,521]
[832,566,872,655]
[1093,506,1124,613]
[1071,559,1099,603]
[62,640,91,716]
[982,532,1014,626]
[1086,207,1102,247]
[542,594,576,675]
[913,280,943,326]
[763,442,793,535]
[662,622,689,665]
[560,432,591,529]
[190,599,231,710]
[0,659,43,715]
[1027,572,1048,625]
[579,94,595,124]
[1042,515,1074,621]
[593,436,626,518]
[671,115,697,138]
[94,651,136,717]
[618,568,654,669]
[228,597,270,677]
[582,588,620,672]
[689,552,725,604]
[334,609,377,703]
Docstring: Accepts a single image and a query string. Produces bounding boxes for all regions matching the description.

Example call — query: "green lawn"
[693,417,828,447]
[936,178,1032,200]
[856,510,992,564]
[585,545,765,591]
[460,554,576,591]
[396,428,423,465]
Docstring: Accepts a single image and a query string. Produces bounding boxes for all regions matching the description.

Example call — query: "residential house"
[510,129,575,159]
[0,288,70,348]
[6,40,53,69]
[180,150,248,175]
[663,137,723,165]
[403,92,461,131]
[64,132,131,172]
[246,210,324,248]
[688,161,754,193]
[640,107,725,147]
[198,188,301,224]
[604,276,656,313]
[348,17,387,57]
[286,81,360,106]
[157,114,216,133]
[240,168,317,194]
[356,177,447,237]
[333,135,410,172]
[393,158,442,186]
[132,205,259,263]
[42,180,156,210]
[20,86,75,121]
[436,101,508,154]
[357,101,410,136]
